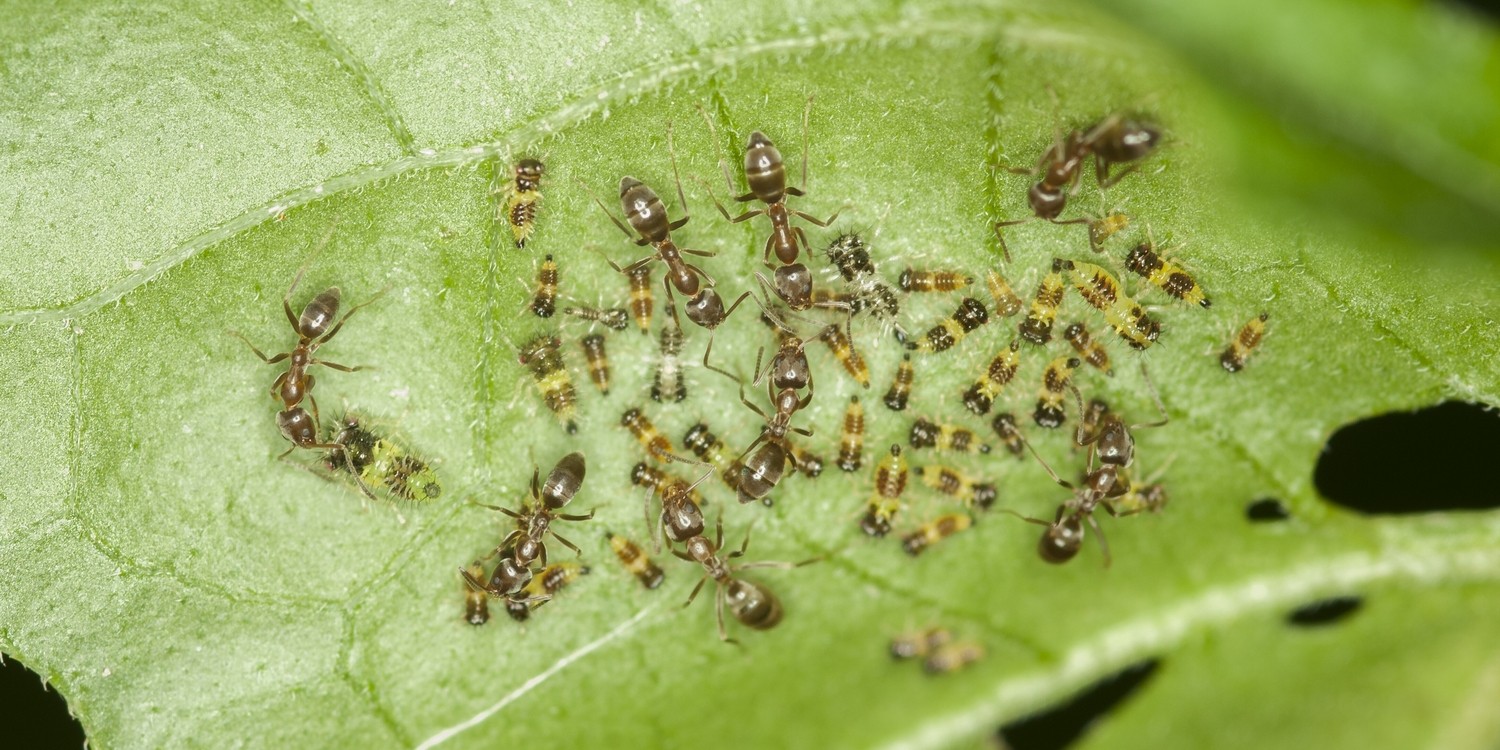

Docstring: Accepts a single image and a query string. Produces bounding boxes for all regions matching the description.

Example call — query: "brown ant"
[230,263,384,437]
[732,376,814,506]
[1007,363,1168,566]
[699,96,841,266]
[461,453,593,601]
[677,514,812,643]
[992,93,1162,258]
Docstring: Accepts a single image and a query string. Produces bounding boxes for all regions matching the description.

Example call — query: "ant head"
[1029,183,1067,220]
[683,289,724,329]
[277,408,318,447]
[773,263,813,310]
[1094,416,1134,467]
[1038,515,1084,564]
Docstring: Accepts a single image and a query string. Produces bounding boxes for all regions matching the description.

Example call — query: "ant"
[732,375,814,506]
[461,453,593,600]
[230,261,384,439]
[1007,363,1168,566]
[677,513,813,643]
[584,122,731,332]
[698,96,841,267]
[992,92,1161,258]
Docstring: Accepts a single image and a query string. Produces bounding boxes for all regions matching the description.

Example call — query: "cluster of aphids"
[231,262,443,524]
[240,94,1271,647]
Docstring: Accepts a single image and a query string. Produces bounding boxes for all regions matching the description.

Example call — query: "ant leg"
[1134,360,1170,429]
[1086,513,1113,568]
[557,509,595,522]
[310,359,368,373]
[459,567,495,596]
[683,263,717,288]
[680,246,718,258]
[551,531,583,557]
[991,220,1029,264]
[1019,433,1075,491]
[227,331,289,364]
[1096,158,1143,189]
[790,208,840,228]
[682,573,710,608]
[576,178,650,246]
[317,286,390,345]
[473,503,525,521]
[702,332,741,384]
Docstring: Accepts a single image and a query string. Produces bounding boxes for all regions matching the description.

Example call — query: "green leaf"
[2,1,1498,748]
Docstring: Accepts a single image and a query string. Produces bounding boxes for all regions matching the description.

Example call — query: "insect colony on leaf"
[236,92,1270,649]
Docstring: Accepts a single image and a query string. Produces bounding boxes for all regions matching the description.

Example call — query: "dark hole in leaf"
[1287,595,1364,627]
[1245,497,1291,522]
[1442,0,1500,23]
[0,655,85,749]
[998,659,1160,750]
[1314,401,1500,514]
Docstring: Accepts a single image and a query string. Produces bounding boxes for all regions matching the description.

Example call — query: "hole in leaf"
[1245,497,1291,522]
[1287,596,1364,627]
[0,655,85,748]
[1443,0,1500,24]
[998,659,1160,750]
[1314,401,1500,514]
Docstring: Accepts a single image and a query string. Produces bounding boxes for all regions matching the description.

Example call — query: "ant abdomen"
[1038,516,1083,564]
[737,441,787,504]
[726,578,783,630]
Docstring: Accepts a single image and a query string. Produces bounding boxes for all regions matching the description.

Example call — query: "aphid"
[1060,259,1162,350]
[819,324,871,388]
[461,453,592,599]
[890,627,952,660]
[984,270,1023,318]
[898,268,974,294]
[826,231,875,282]
[1113,478,1168,516]
[902,297,990,353]
[505,562,590,622]
[1018,259,1066,345]
[518,334,578,434]
[627,265,654,334]
[858,283,902,319]
[229,263,382,437]
[622,407,679,463]
[630,462,705,510]
[962,339,1022,416]
[884,355,915,412]
[1033,356,1082,428]
[676,518,805,643]
[1063,321,1113,376]
[505,158,545,249]
[1087,213,1130,252]
[915,465,997,511]
[607,532,665,590]
[564,305,630,331]
[578,334,611,395]
[1124,242,1210,308]
[651,317,687,403]
[861,445,909,537]
[990,412,1026,458]
[530,254,559,318]
[837,396,865,472]
[785,439,825,479]
[683,422,746,494]
[923,641,985,676]
[902,513,974,557]
[701,97,838,266]
[909,417,991,455]
[463,561,490,626]
[324,413,443,503]
[1221,312,1269,373]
